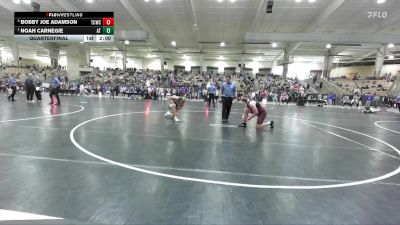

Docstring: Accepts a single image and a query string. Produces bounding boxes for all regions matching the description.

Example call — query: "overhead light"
[326,43,332,49]
[13,0,21,4]
[377,0,386,4]
[171,41,176,47]
[229,0,236,2]
[22,0,31,4]
[218,56,224,60]
[155,0,162,2]
[308,0,316,2]
[217,0,224,2]
[388,43,395,48]
[271,42,278,48]
[86,0,94,3]
[220,42,226,47]
[124,40,129,45]
[295,0,302,2]
[388,55,394,59]
[144,0,149,1]
[183,55,189,60]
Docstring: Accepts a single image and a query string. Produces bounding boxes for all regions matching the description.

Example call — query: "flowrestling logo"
[368,11,388,19]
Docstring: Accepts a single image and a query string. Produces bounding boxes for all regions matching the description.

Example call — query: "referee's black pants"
[208,93,215,107]
[49,88,61,104]
[221,97,233,120]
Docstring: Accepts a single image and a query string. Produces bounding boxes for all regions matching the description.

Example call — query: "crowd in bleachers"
[0,65,67,94]
[75,68,310,104]
[333,77,394,97]
[2,65,400,112]
[321,73,400,110]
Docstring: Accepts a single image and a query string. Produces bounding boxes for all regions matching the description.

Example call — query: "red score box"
[102,18,114,26]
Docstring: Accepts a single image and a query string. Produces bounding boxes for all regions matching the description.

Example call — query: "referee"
[49,73,61,105]
[207,82,216,107]
[221,74,236,123]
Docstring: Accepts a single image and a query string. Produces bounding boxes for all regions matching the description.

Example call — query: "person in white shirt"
[79,84,85,96]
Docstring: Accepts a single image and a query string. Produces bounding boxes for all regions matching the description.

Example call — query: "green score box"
[103,26,114,34]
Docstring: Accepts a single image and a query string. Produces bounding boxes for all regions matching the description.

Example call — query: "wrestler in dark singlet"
[239,100,274,129]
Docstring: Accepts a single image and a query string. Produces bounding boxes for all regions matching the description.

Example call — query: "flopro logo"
[368,11,388,19]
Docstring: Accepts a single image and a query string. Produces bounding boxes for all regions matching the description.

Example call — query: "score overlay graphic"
[14,12,114,42]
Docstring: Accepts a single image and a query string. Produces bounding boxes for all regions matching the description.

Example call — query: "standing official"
[7,75,17,102]
[221,75,236,122]
[207,82,216,107]
[25,73,35,102]
[34,75,42,101]
[49,74,61,105]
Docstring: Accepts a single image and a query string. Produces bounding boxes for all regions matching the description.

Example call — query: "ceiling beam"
[54,0,80,11]
[119,0,163,50]
[114,41,126,52]
[0,1,30,12]
[303,0,347,33]
[0,5,19,38]
[349,50,378,63]
[272,50,284,65]
[330,46,348,55]
[246,32,400,44]
[249,0,266,32]
[189,0,202,48]
[269,0,347,56]
[272,42,301,64]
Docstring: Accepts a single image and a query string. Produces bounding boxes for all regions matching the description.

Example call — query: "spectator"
[7,75,17,102]
[34,75,42,101]
[207,82,216,107]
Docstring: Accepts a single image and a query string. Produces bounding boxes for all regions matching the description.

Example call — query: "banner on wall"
[224,67,236,74]
[206,66,218,75]
[259,68,271,75]
[191,66,200,74]
[243,67,253,74]
[174,65,185,73]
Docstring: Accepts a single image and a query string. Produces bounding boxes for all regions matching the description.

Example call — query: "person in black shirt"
[25,74,35,102]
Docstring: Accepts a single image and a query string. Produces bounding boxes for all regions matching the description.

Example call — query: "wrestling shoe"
[238,123,247,128]
[173,116,181,122]
[164,111,172,118]
[270,121,274,128]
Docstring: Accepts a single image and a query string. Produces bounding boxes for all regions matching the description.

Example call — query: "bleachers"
[390,80,400,95]
[333,78,394,96]
[304,78,351,95]
[5,67,30,77]
[334,78,357,93]
[355,80,393,96]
